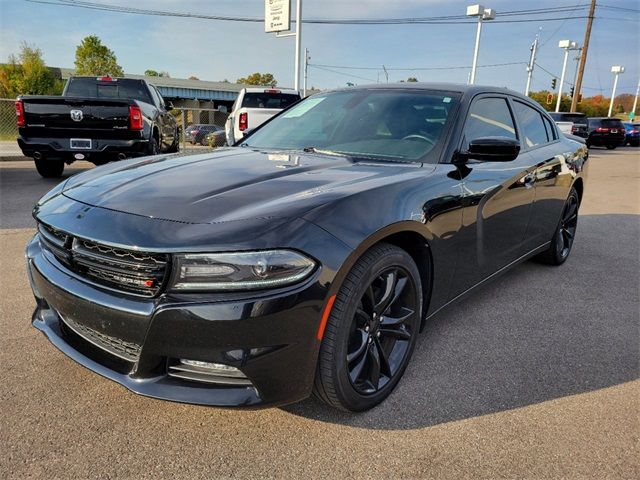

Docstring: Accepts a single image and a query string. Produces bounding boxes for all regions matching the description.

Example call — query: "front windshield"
[242,89,460,163]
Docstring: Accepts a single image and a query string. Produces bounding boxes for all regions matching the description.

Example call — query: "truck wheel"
[166,137,179,153]
[35,159,64,178]
[147,136,160,155]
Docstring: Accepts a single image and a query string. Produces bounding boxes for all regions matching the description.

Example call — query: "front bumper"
[26,233,329,408]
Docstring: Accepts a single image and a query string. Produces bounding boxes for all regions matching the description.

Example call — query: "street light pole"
[555,40,578,113]
[608,66,625,117]
[631,78,640,118]
[303,48,309,97]
[466,4,495,85]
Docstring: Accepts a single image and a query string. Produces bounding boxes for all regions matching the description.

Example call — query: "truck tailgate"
[22,96,132,135]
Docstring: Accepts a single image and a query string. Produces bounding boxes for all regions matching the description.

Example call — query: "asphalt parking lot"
[1,149,638,479]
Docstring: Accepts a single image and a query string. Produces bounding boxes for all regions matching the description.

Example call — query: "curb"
[1,156,30,162]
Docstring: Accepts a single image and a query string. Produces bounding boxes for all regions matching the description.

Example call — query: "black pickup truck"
[16,76,179,177]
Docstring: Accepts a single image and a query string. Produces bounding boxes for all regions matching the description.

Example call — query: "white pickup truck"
[225,87,301,145]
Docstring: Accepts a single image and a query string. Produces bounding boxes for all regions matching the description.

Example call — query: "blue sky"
[1,0,638,95]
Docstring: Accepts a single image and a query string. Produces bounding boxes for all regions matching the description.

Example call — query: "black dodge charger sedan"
[27,84,588,411]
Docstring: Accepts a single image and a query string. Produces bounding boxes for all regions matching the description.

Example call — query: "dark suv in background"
[549,112,588,138]
[586,117,626,149]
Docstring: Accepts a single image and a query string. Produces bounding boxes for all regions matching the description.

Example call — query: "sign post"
[265,0,302,93]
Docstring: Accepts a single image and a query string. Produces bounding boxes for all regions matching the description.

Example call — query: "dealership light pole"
[608,66,625,117]
[466,4,496,85]
[555,40,578,112]
[632,78,640,119]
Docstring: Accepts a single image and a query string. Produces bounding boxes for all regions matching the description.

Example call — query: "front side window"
[463,97,516,146]
[513,101,548,148]
[243,89,461,163]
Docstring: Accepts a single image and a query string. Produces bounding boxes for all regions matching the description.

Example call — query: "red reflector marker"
[129,105,143,130]
[264,89,281,94]
[143,279,154,288]
[15,99,25,127]
[316,294,337,340]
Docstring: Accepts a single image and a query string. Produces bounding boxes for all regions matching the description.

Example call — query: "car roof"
[320,82,541,104]
[243,87,299,94]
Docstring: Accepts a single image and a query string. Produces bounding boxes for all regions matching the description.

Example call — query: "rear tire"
[34,159,64,178]
[147,136,160,155]
[166,135,179,153]
[605,144,617,150]
[535,187,580,266]
[313,243,423,412]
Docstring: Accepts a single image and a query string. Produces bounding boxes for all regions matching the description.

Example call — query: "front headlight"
[171,250,316,291]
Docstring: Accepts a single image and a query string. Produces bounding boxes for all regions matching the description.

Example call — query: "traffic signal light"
[570,87,575,97]
[546,93,553,104]
[551,78,557,90]
[577,93,583,103]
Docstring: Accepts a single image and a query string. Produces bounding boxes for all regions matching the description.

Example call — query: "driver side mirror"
[165,101,174,111]
[459,136,520,162]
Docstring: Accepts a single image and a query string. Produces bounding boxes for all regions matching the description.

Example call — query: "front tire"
[605,144,617,150]
[535,187,580,265]
[34,158,64,178]
[314,243,423,412]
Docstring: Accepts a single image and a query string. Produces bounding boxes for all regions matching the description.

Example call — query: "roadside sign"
[629,111,635,120]
[265,0,291,33]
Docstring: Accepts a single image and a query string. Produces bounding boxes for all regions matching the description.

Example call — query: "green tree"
[144,69,170,77]
[74,35,124,77]
[406,77,418,82]
[236,72,277,87]
[0,42,62,97]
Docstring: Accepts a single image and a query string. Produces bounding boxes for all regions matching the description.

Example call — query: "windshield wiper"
[301,146,349,157]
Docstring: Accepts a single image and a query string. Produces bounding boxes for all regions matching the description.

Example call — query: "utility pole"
[524,30,540,96]
[571,0,596,112]
[303,48,310,97]
[608,66,625,117]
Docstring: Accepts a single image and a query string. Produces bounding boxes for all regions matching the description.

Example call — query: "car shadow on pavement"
[283,214,640,430]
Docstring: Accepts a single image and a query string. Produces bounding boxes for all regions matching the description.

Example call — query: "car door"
[449,95,536,296]
[511,99,570,250]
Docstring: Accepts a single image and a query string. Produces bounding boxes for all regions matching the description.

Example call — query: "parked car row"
[549,111,633,150]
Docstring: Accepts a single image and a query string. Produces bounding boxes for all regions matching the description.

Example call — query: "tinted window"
[464,97,516,145]
[241,93,300,109]
[600,119,624,128]
[65,78,152,103]
[244,90,461,163]
[542,116,557,141]
[513,101,548,147]
[560,113,587,125]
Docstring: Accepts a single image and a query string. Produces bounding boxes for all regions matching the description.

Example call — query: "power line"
[23,0,591,25]
[310,61,527,72]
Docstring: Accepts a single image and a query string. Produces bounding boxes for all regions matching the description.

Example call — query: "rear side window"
[464,97,516,145]
[241,93,300,109]
[513,101,548,147]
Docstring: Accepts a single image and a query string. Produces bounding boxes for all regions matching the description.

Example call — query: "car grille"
[60,314,142,362]
[38,223,169,297]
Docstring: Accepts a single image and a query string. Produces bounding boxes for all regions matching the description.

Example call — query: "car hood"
[61,148,423,224]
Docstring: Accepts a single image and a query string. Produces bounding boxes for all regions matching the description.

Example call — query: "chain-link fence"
[172,107,230,153]
[0,99,230,158]
[0,98,22,157]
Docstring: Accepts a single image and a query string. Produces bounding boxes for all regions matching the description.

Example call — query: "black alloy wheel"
[34,158,64,178]
[535,187,580,265]
[314,243,423,411]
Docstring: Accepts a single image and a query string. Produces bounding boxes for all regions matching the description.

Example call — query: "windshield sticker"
[283,97,326,118]
[443,97,452,103]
